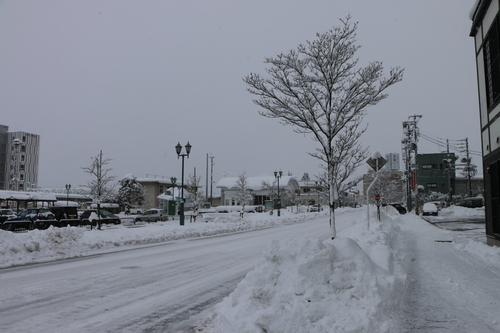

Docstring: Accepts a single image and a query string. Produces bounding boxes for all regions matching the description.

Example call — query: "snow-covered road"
[0,215,332,333]
[1,207,499,332]
[396,215,500,332]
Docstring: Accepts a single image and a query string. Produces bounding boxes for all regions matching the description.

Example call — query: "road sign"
[375,195,380,201]
[366,153,387,171]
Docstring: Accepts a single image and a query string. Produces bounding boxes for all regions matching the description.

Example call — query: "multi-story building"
[0,125,40,191]
[470,1,500,246]
[5,131,40,191]
[0,125,8,190]
[385,153,400,171]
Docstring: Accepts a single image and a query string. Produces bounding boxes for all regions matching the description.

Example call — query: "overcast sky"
[0,0,480,190]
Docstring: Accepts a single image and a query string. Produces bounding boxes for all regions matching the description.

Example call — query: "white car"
[0,209,16,220]
[422,202,438,216]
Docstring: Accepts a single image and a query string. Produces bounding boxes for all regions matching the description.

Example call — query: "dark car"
[50,205,82,227]
[456,197,484,208]
[2,208,56,231]
[389,203,407,214]
[80,209,121,225]
[382,203,407,214]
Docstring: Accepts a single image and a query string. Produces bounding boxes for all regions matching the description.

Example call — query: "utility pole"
[206,154,209,200]
[210,155,215,206]
[401,115,422,213]
[462,138,472,196]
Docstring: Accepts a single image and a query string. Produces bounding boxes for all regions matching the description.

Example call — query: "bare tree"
[81,151,116,230]
[261,179,277,205]
[243,16,403,238]
[366,170,405,205]
[234,173,254,217]
[185,173,205,222]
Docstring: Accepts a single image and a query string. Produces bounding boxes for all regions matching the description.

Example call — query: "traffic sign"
[366,152,387,171]
[375,195,380,201]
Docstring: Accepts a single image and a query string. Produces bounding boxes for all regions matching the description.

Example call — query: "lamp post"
[170,176,177,220]
[175,142,191,226]
[65,184,71,206]
[12,138,21,191]
[315,181,321,210]
[274,170,282,216]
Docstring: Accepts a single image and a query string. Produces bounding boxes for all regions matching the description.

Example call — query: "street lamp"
[170,177,177,219]
[65,184,71,206]
[315,181,321,210]
[175,142,191,226]
[274,170,282,216]
[12,138,21,191]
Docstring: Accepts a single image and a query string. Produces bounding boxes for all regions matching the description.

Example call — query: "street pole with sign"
[366,152,387,229]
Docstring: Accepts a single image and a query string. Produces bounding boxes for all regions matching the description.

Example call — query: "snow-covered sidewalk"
[195,206,499,332]
[395,213,500,332]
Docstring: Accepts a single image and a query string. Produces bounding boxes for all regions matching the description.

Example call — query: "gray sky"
[0,0,480,189]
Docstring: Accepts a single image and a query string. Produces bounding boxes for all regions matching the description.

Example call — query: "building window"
[484,16,500,109]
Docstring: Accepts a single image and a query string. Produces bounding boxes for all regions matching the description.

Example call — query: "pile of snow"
[199,208,406,332]
[0,209,327,268]
[439,205,485,217]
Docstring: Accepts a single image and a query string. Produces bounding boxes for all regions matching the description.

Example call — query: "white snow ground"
[0,205,498,332]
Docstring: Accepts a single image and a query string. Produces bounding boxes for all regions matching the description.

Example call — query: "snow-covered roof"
[136,177,172,184]
[0,190,57,201]
[157,187,181,201]
[216,176,299,191]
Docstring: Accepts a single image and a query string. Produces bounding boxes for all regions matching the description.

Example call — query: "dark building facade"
[471,0,500,246]
[417,153,457,196]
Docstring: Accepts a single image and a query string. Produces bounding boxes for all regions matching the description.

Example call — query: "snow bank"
[439,205,485,217]
[0,209,327,268]
[201,208,406,332]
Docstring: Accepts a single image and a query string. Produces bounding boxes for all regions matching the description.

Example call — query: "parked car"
[50,203,81,227]
[0,209,17,223]
[2,208,56,231]
[309,204,323,212]
[125,206,144,215]
[383,203,407,214]
[80,209,121,225]
[135,209,167,222]
[422,202,438,216]
[456,197,484,208]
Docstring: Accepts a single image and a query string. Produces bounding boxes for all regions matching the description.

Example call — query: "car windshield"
[0,209,14,215]
[100,210,113,217]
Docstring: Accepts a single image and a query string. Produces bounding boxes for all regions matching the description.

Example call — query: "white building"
[385,153,400,171]
[216,176,299,207]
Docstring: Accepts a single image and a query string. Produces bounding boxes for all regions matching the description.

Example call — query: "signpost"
[366,152,387,229]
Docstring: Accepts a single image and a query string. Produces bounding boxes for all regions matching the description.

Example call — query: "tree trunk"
[329,164,336,239]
